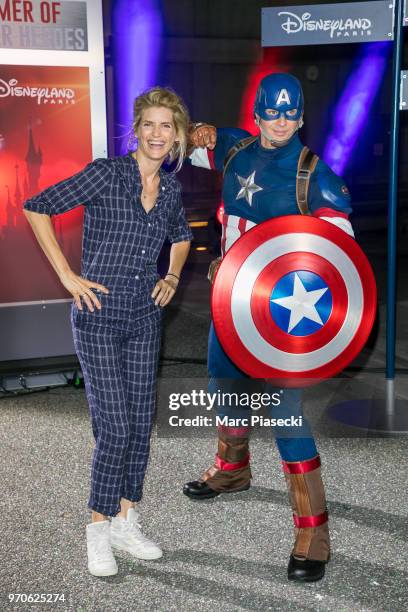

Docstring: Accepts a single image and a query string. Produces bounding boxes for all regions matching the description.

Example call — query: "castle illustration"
[2,124,66,245]
[0,125,81,302]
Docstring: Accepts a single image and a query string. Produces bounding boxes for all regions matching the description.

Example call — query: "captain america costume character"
[183,74,354,582]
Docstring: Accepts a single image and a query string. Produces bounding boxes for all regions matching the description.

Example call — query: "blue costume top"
[208,129,352,225]
[189,128,354,391]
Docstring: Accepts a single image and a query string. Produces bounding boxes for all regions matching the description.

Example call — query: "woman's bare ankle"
[117,498,137,518]
[91,510,109,523]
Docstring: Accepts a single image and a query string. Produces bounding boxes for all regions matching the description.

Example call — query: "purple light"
[112,0,163,154]
[323,42,391,175]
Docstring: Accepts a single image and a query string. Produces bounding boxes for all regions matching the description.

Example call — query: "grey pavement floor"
[1,230,408,611]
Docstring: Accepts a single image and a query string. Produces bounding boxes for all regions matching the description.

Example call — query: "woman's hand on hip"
[151,277,178,307]
[59,270,109,311]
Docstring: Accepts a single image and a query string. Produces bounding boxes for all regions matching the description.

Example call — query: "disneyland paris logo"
[278,11,372,39]
[0,78,76,105]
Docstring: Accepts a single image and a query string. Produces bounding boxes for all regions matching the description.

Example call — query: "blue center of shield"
[270,271,332,336]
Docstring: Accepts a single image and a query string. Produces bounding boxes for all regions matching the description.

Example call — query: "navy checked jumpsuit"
[24,154,193,516]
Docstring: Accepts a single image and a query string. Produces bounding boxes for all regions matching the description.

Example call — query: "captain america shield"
[211,216,377,385]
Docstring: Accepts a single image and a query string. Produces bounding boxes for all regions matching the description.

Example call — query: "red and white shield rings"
[211,216,377,386]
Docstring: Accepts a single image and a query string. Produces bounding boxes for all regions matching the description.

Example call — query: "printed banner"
[0,0,88,50]
[0,64,92,303]
[262,1,394,47]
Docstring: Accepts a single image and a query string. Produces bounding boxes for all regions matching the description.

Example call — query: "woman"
[23,87,193,576]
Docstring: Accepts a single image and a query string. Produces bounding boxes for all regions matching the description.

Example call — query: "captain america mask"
[254,73,304,147]
[254,73,304,121]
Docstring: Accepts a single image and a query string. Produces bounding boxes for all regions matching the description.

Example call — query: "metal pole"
[386,0,404,381]
[330,2,408,434]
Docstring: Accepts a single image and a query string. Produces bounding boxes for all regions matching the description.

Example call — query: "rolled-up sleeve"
[167,189,193,244]
[23,157,112,217]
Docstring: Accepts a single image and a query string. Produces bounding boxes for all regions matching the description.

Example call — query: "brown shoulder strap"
[296,146,319,215]
[223,136,258,177]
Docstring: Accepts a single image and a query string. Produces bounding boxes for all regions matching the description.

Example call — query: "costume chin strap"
[256,117,304,148]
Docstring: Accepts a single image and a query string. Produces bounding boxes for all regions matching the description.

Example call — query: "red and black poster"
[0,0,105,360]
[0,64,92,302]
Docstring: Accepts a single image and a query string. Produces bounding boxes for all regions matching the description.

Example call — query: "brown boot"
[183,426,251,499]
[282,455,330,581]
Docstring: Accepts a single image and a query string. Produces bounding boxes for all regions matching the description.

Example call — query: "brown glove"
[188,123,217,150]
[207,257,222,284]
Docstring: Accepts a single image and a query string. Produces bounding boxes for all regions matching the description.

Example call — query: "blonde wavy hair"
[131,86,190,172]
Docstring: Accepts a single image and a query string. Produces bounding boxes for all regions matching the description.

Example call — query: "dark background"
[2,0,407,373]
[101,0,408,241]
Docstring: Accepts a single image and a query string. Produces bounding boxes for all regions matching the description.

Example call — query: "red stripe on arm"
[221,214,228,257]
[208,149,215,170]
[313,207,349,220]
[238,217,247,236]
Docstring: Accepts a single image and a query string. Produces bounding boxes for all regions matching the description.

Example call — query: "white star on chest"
[271,273,328,333]
[236,171,263,206]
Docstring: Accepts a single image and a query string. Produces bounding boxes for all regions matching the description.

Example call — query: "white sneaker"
[86,520,118,577]
[110,508,163,560]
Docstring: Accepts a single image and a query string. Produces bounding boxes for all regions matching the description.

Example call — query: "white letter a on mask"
[276,89,291,105]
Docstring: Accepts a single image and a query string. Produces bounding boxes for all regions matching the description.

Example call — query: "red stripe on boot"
[293,510,328,529]
[282,455,321,474]
[215,453,250,471]
[217,423,251,437]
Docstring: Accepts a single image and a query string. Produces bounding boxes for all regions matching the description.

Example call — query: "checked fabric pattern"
[23,154,193,294]
[72,315,162,515]
[24,154,193,515]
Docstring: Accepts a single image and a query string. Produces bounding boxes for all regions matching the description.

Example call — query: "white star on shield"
[271,273,328,333]
[236,171,263,206]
